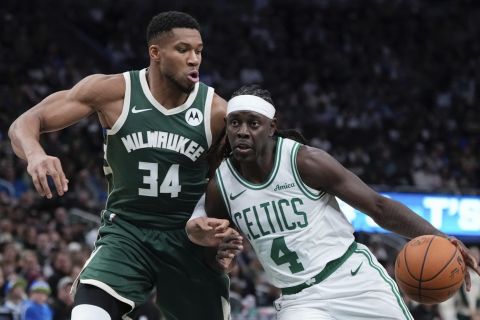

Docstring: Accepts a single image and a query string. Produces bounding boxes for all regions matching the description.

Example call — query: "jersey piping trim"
[225,137,283,190]
[70,245,103,297]
[102,143,112,176]
[103,166,112,175]
[215,170,233,219]
[107,72,131,135]
[139,68,199,115]
[355,248,413,320]
[291,143,323,200]
[204,87,214,148]
[80,279,135,311]
[104,136,116,207]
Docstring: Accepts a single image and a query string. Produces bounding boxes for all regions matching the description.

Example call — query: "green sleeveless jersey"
[103,69,214,229]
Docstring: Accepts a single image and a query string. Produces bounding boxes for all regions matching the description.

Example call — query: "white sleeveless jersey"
[215,137,355,288]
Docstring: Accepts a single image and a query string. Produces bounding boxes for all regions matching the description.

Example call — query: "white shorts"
[274,243,413,320]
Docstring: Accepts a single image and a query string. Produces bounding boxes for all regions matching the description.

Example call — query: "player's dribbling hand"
[186,217,234,247]
[448,236,480,291]
[27,154,68,199]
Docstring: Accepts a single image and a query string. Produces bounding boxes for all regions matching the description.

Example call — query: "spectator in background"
[460,247,480,319]
[0,268,5,304]
[1,1,480,319]
[49,276,74,320]
[187,84,480,319]
[368,235,389,267]
[8,10,232,320]
[36,232,53,270]
[47,251,72,299]
[409,303,442,320]
[2,277,27,320]
[1,243,19,270]
[21,280,53,320]
[439,246,480,320]
[17,251,42,284]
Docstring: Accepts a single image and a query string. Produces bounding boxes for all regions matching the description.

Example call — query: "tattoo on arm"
[374,199,446,239]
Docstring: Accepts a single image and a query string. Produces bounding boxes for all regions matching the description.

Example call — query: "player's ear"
[269,118,277,137]
[149,44,161,62]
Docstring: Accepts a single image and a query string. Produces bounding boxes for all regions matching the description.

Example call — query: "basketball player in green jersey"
[187,85,480,319]
[9,11,233,320]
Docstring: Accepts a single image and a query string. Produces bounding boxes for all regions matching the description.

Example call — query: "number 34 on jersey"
[138,162,181,198]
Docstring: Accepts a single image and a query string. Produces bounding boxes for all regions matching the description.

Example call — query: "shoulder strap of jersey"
[106,71,132,135]
[290,141,324,200]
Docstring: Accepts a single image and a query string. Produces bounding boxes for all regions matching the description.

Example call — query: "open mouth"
[235,143,252,151]
[187,70,199,83]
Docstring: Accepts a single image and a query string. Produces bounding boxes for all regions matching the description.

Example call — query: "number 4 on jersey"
[138,162,181,198]
[160,164,181,197]
[270,237,304,273]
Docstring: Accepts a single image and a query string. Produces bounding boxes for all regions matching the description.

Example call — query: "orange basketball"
[394,235,466,304]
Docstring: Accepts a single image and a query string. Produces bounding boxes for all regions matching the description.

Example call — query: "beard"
[166,73,194,94]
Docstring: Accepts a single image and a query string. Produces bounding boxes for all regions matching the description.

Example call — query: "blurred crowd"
[0,0,479,319]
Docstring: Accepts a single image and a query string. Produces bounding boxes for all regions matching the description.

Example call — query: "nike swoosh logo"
[132,106,152,113]
[229,190,246,200]
[350,261,363,276]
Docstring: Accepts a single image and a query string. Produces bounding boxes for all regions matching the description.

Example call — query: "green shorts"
[79,210,230,320]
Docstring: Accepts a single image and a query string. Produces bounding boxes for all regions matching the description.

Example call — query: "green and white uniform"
[215,137,412,319]
[104,68,211,228]
[78,69,229,320]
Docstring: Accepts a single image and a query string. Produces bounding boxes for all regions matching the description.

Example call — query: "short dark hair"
[146,11,200,44]
[230,84,274,105]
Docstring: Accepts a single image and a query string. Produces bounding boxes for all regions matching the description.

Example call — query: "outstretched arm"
[297,145,480,288]
[297,145,444,238]
[8,74,124,198]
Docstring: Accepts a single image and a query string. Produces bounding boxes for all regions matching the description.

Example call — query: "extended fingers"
[196,218,214,231]
[465,253,480,276]
[28,156,68,198]
[453,238,480,276]
[51,157,68,195]
[450,238,480,285]
[205,218,230,231]
[31,171,47,197]
[215,227,240,239]
[37,167,53,199]
[214,219,230,231]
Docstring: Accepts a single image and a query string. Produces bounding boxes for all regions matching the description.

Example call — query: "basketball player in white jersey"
[187,85,480,319]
